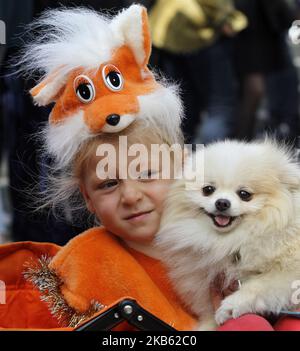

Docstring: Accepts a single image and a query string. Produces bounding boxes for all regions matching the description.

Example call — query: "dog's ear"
[263,138,300,190]
[110,4,151,68]
[30,69,67,106]
[280,159,300,190]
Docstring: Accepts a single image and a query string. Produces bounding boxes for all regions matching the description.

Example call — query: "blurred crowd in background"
[0,0,300,245]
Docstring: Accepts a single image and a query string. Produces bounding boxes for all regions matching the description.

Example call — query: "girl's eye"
[74,75,95,103]
[237,190,253,201]
[99,180,119,190]
[102,64,123,91]
[202,185,215,196]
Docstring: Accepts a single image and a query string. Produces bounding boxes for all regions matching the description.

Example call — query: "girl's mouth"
[125,210,154,222]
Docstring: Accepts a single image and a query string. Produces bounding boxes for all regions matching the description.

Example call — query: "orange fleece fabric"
[49,45,157,130]
[0,228,197,330]
[0,241,62,329]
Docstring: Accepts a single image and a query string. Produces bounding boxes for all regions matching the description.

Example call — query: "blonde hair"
[37,118,184,225]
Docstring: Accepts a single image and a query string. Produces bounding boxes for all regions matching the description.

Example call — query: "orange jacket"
[0,227,196,330]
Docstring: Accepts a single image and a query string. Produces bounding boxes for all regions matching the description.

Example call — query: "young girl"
[0,116,276,331]
[0,4,293,331]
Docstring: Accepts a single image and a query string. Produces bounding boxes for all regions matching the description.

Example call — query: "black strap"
[75,298,176,331]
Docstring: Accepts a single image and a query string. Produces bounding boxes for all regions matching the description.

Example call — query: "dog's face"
[193,181,254,233]
[183,140,300,235]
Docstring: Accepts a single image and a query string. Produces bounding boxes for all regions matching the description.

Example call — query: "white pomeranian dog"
[156,139,300,330]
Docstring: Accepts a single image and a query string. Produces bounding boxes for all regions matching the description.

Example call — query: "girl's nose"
[121,180,143,205]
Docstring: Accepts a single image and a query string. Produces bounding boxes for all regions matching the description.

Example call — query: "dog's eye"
[202,185,215,196]
[238,190,253,201]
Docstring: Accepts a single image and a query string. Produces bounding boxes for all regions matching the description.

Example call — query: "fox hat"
[19,5,183,168]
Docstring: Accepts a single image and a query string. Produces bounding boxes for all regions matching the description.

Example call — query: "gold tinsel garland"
[23,255,105,328]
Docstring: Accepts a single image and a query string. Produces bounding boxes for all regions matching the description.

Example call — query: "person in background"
[234,0,299,142]
[149,0,247,144]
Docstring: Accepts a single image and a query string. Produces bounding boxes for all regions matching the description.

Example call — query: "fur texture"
[156,139,300,330]
[17,5,183,168]
[43,85,183,169]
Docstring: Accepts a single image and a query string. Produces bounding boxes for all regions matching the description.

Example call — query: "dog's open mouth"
[208,213,236,228]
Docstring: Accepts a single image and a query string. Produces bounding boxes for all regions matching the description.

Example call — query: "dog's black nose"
[215,199,231,212]
[106,114,120,126]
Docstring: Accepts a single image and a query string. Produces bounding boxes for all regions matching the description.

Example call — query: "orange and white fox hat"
[19,5,183,168]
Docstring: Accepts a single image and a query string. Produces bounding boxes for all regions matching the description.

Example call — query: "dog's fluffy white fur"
[156,139,300,330]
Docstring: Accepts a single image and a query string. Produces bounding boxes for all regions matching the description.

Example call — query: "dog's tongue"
[215,215,230,226]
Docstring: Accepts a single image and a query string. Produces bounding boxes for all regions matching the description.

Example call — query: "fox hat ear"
[30,70,67,106]
[110,4,151,68]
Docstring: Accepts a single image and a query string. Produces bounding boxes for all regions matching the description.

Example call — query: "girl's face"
[80,147,174,244]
